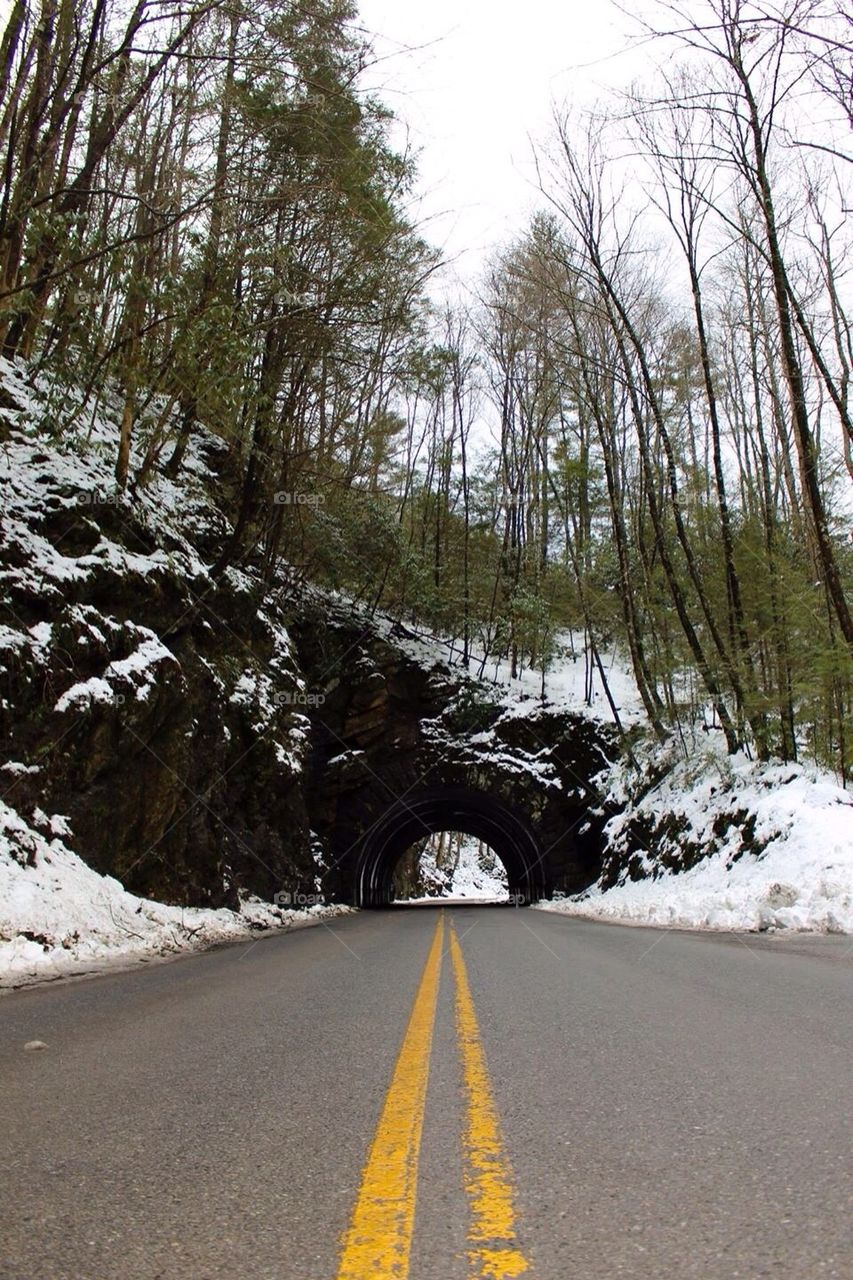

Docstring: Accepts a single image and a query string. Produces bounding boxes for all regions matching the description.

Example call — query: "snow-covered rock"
[538,746,853,933]
[0,799,351,989]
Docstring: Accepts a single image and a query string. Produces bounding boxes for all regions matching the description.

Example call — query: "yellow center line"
[449,922,531,1279]
[336,912,445,1280]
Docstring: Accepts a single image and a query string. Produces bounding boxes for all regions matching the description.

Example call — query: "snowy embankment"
[395,832,509,903]
[537,750,853,934]
[448,842,508,900]
[0,800,352,989]
[0,355,349,988]
[372,610,645,730]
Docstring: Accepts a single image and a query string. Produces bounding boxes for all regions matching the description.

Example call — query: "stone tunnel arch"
[293,600,619,910]
[354,787,547,908]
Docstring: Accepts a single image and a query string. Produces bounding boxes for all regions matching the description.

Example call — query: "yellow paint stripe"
[336,912,445,1280]
[450,923,531,1279]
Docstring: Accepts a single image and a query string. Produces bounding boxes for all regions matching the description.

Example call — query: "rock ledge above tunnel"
[290,599,619,906]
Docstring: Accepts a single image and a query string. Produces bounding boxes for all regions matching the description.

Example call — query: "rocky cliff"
[1,360,617,911]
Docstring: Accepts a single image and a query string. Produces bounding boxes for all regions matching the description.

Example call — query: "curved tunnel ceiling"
[354,787,547,908]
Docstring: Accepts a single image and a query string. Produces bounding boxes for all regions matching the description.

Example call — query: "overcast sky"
[356,0,659,285]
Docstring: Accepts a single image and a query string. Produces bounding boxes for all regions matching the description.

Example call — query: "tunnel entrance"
[354,787,547,908]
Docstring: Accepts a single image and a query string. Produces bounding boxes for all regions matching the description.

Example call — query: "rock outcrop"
[1,377,617,909]
[291,599,616,902]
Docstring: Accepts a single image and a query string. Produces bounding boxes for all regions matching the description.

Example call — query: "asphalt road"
[0,907,851,1279]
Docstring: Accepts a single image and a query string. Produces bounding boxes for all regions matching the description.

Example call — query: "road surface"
[1,907,851,1279]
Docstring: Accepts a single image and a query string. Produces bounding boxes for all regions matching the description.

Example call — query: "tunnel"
[354,786,548,908]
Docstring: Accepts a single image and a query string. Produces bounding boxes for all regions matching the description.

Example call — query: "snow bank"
[449,838,508,899]
[396,832,508,902]
[0,801,352,989]
[537,752,853,933]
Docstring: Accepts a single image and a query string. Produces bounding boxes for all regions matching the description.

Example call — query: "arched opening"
[354,787,547,908]
[392,831,509,903]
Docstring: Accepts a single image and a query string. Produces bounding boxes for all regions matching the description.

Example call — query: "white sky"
[356,0,659,285]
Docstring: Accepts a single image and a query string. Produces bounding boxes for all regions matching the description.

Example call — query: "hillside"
[2,355,852,989]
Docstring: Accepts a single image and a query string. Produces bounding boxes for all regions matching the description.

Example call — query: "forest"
[1,0,851,779]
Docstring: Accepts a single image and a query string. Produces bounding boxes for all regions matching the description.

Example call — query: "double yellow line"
[336,914,531,1279]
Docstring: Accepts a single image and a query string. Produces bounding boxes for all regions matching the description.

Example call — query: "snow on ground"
[368,608,646,727]
[447,836,507,900]
[480,636,645,727]
[537,749,853,934]
[396,832,508,903]
[0,354,223,597]
[0,799,351,989]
